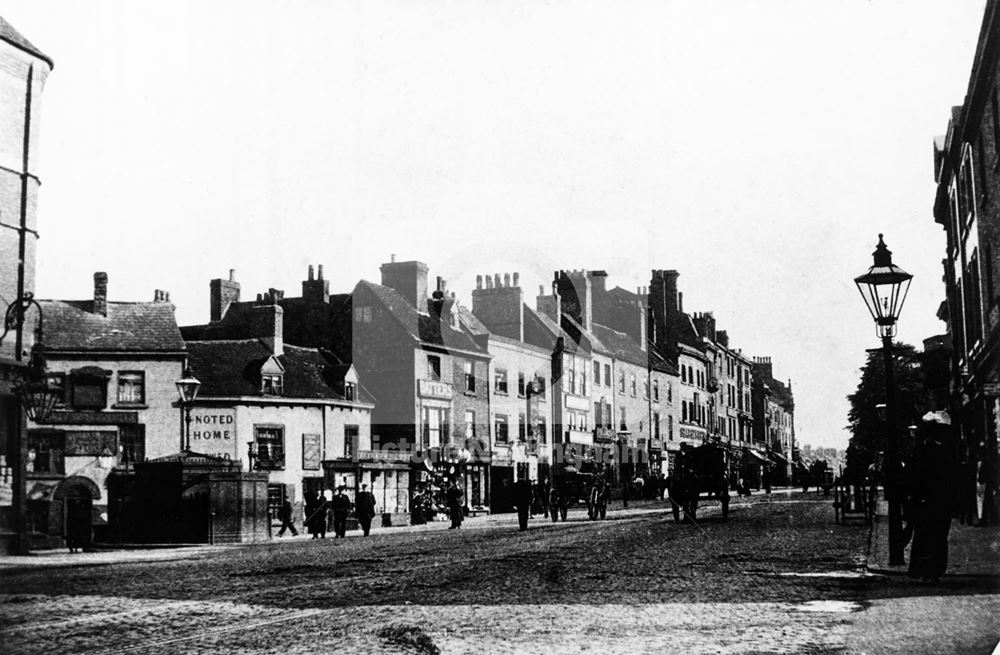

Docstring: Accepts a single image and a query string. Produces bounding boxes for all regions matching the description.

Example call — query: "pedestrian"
[539,476,551,518]
[304,491,326,539]
[331,486,351,538]
[277,498,298,537]
[446,481,464,529]
[908,411,956,583]
[513,477,534,531]
[355,483,377,536]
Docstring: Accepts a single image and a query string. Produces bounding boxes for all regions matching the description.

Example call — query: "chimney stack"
[210,269,241,321]
[93,272,108,317]
[380,259,428,309]
[302,263,330,303]
[471,271,525,341]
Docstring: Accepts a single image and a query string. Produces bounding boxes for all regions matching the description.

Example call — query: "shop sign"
[565,395,590,411]
[191,409,236,442]
[418,379,452,400]
[65,431,117,456]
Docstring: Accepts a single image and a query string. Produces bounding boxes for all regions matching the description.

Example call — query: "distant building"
[751,356,795,486]
[26,273,186,548]
[932,0,1000,524]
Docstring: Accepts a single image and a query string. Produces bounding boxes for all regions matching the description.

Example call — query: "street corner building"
[932,0,1000,525]
[23,274,187,549]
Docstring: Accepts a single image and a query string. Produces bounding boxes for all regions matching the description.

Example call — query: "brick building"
[932,0,1000,524]
[0,17,53,553]
[751,356,795,486]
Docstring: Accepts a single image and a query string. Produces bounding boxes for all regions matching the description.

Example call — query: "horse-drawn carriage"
[549,463,610,522]
[668,442,730,522]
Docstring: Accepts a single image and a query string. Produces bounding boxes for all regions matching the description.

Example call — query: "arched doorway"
[54,477,101,551]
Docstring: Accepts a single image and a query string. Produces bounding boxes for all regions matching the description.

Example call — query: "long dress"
[908,435,954,580]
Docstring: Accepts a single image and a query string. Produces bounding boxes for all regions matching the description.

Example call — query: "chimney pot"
[504,273,511,287]
[391,254,396,263]
[494,273,501,288]
[229,269,236,282]
[539,285,544,296]
[93,272,108,317]
[513,272,520,287]
[476,275,483,290]
[318,264,324,280]
[308,265,315,281]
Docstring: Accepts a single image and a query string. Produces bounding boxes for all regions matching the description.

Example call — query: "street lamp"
[855,233,912,566]
[175,367,201,452]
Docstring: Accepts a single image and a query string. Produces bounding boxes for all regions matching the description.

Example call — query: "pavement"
[867,497,1000,577]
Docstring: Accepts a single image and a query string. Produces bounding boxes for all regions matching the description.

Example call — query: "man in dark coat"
[513,477,534,531]
[908,412,956,582]
[304,491,326,539]
[355,483,377,536]
[277,498,298,537]
[331,486,352,538]
[446,481,464,529]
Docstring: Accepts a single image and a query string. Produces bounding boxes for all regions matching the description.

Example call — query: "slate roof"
[37,300,185,352]
[185,340,374,403]
[0,16,53,67]
[358,280,488,356]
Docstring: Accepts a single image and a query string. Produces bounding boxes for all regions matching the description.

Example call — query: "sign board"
[189,409,237,457]
[302,433,321,470]
[983,382,1000,397]
[65,431,117,456]
[418,379,453,400]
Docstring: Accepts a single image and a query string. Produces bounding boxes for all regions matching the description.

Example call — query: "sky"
[3,0,988,450]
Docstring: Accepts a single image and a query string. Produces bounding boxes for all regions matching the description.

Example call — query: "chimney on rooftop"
[472,271,524,341]
[380,259,428,310]
[302,263,330,303]
[210,269,241,321]
[93,272,108,317]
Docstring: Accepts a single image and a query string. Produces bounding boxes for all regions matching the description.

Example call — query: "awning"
[746,450,769,464]
[769,451,789,465]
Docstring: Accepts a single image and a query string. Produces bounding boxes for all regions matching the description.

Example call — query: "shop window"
[253,425,285,469]
[116,371,145,405]
[27,431,64,474]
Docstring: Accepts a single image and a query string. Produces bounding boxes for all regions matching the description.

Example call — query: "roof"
[185,340,374,403]
[358,280,488,356]
[0,16,53,67]
[591,323,647,367]
[37,300,185,352]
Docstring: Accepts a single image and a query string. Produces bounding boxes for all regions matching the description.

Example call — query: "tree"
[845,342,931,481]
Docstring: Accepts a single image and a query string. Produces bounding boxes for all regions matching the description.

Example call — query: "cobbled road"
[1,492,997,654]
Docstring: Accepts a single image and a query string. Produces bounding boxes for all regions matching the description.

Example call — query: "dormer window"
[344,382,356,401]
[262,373,283,395]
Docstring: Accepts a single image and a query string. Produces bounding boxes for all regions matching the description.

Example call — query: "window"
[518,411,527,441]
[261,373,283,395]
[537,416,547,443]
[594,401,603,428]
[27,431,64,474]
[117,371,145,405]
[681,366,687,384]
[344,425,359,459]
[253,426,285,469]
[428,355,441,381]
[465,361,476,393]
[594,361,601,386]
[667,382,672,403]
[495,368,508,394]
[421,407,448,448]
[653,380,659,402]
[465,410,476,439]
[517,372,526,397]
[604,364,611,387]
[630,374,637,397]
[619,406,627,431]
[119,424,145,465]
[495,414,509,442]
[267,484,286,524]
[619,371,626,393]
[580,372,587,395]
[668,415,674,440]
[535,377,547,399]
[344,382,356,401]
[644,378,649,399]
[653,411,660,439]
[354,306,373,323]
[682,402,688,423]
[568,370,576,395]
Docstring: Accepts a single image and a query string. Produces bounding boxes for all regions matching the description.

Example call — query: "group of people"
[277,483,379,539]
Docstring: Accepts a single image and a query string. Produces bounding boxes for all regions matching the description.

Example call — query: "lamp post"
[855,233,912,566]
[175,368,201,452]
